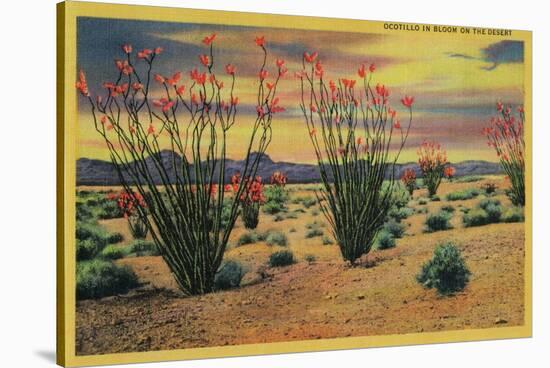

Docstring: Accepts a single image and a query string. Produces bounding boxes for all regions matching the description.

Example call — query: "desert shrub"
[76,202,94,221]
[264,185,288,205]
[214,260,245,290]
[304,254,317,263]
[322,235,334,245]
[388,206,413,221]
[305,228,324,238]
[99,244,128,260]
[462,208,489,227]
[417,242,471,295]
[268,250,295,267]
[266,231,288,246]
[376,230,396,250]
[478,198,501,210]
[289,227,297,233]
[440,205,455,213]
[484,203,502,223]
[262,201,284,215]
[97,199,124,219]
[418,198,428,205]
[311,208,320,216]
[415,207,428,214]
[431,195,441,201]
[76,259,138,300]
[301,197,317,209]
[293,208,306,214]
[502,206,525,223]
[481,182,498,195]
[384,219,406,238]
[445,188,480,201]
[455,175,483,183]
[424,211,452,232]
[76,221,122,250]
[273,214,284,222]
[285,212,298,219]
[76,239,103,261]
[128,240,159,256]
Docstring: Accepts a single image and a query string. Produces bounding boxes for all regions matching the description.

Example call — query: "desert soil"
[76,176,525,355]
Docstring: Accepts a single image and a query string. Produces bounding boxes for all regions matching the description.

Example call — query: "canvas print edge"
[57,1,533,366]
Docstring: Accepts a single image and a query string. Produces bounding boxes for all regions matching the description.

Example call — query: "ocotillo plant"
[444,166,456,182]
[297,53,413,264]
[238,175,266,229]
[109,190,149,239]
[417,141,448,196]
[483,102,525,206]
[76,34,285,295]
[401,168,417,195]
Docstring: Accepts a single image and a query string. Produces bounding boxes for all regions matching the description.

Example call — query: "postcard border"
[57,1,533,366]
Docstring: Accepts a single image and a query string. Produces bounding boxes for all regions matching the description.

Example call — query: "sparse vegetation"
[128,240,160,256]
[99,245,128,260]
[463,198,503,227]
[268,250,295,267]
[214,260,245,290]
[445,188,480,201]
[417,242,470,295]
[266,231,288,246]
[76,259,138,300]
[502,206,525,223]
[384,219,406,238]
[424,211,453,233]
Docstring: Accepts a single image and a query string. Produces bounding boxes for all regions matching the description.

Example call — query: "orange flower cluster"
[401,168,417,194]
[417,140,448,173]
[444,166,456,179]
[270,171,288,187]
[108,190,147,218]
[240,176,265,204]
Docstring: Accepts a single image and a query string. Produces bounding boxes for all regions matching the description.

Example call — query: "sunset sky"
[77,17,525,164]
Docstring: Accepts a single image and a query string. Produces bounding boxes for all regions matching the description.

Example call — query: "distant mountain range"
[76,150,503,186]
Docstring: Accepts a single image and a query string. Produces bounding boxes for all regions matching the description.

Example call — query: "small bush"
[311,208,320,216]
[305,228,324,238]
[445,188,480,201]
[76,259,138,300]
[214,260,245,290]
[418,198,428,205]
[416,207,428,214]
[384,219,406,238]
[455,175,482,183]
[237,231,259,246]
[376,230,396,250]
[304,254,317,263]
[417,242,471,295]
[388,206,413,221]
[301,197,317,208]
[97,199,124,219]
[424,211,452,232]
[322,235,334,245]
[268,250,295,267]
[440,205,455,213]
[463,208,490,227]
[76,202,94,221]
[481,183,497,195]
[289,227,297,233]
[99,244,128,260]
[266,231,288,246]
[478,198,501,210]
[273,214,284,222]
[431,195,441,202]
[263,201,284,215]
[285,212,298,219]
[128,240,159,256]
[502,206,525,223]
[76,239,103,261]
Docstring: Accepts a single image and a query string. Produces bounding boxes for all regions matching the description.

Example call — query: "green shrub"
[263,201,284,215]
[285,212,298,219]
[304,254,317,263]
[76,239,103,261]
[301,197,317,208]
[445,188,480,201]
[502,206,525,223]
[311,208,320,216]
[424,211,452,232]
[97,199,124,219]
[268,250,295,267]
[322,235,334,245]
[418,198,428,205]
[481,183,497,195]
[431,195,441,202]
[463,208,489,227]
[416,207,428,214]
[266,231,288,246]
[305,228,324,238]
[214,260,245,290]
[388,206,413,221]
[128,240,159,256]
[417,242,471,295]
[484,203,502,223]
[440,205,455,213]
[76,221,123,246]
[384,219,406,238]
[455,175,482,183]
[273,214,284,222]
[99,244,128,260]
[264,185,288,205]
[76,259,138,300]
[76,202,94,221]
[376,230,396,250]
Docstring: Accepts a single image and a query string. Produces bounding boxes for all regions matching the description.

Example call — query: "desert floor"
[76,176,525,355]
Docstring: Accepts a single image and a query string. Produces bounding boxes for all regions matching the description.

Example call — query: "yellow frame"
[57,1,533,366]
